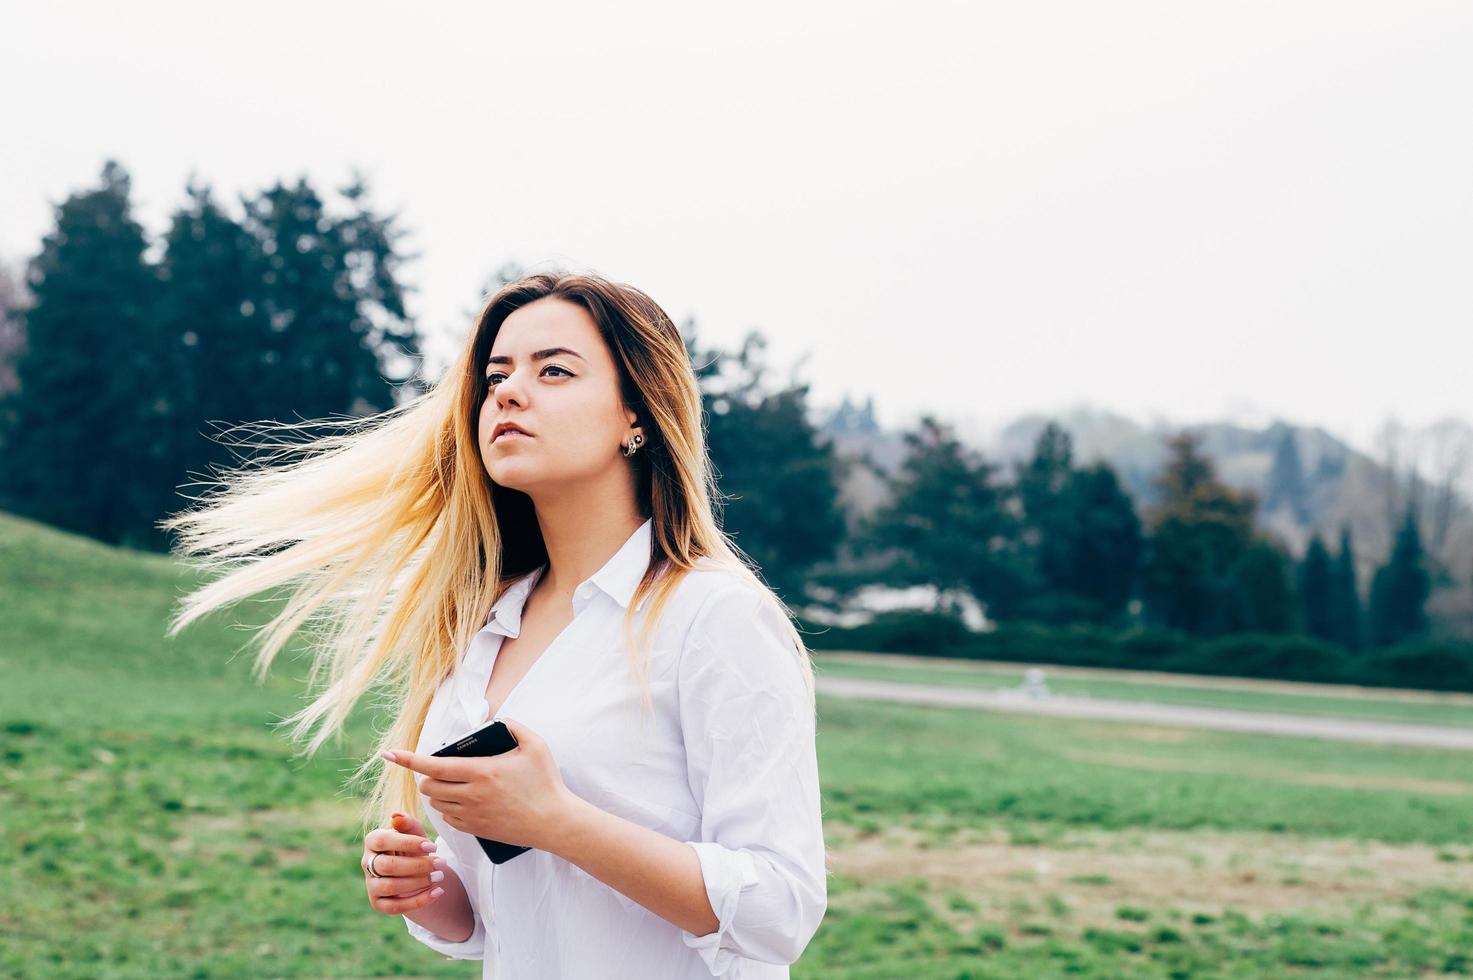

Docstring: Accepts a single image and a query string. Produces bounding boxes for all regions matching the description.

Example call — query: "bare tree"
[1374,413,1473,585]
[1372,416,1408,552]
[0,254,30,399]
[1418,418,1473,557]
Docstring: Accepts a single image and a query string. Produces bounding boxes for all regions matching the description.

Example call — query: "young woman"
[161,271,828,978]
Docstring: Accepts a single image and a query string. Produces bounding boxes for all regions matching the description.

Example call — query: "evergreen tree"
[1298,532,1335,642]
[1012,422,1074,617]
[1012,422,1142,624]
[237,173,420,422]
[686,325,846,604]
[1230,537,1297,633]
[0,164,425,552]
[154,179,273,539]
[1141,430,1257,636]
[0,160,169,546]
[863,413,1021,619]
[1368,509,1432,646]
[1060,463,1144,622]
[1329,524,1364,651]
[1017,422,1073,531]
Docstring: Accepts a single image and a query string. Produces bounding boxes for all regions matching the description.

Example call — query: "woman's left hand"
[382,716,577,851]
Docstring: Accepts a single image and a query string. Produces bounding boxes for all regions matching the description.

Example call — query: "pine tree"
[1014,422,1075,616]
[1141,431,1257,636]
[687,326,846,605]
[238,174,419,422]
[157,172,421,547]
[1012,422,1142,624]
[1229,537,1297,633]
[1329,524,1364,651]
[1056,463,1144,623]
[864,414,1020,619]
[0,160,169,545]
[1368,509,1432,646]
[1017,422,1073,526]
[0,165,427,551]
[154,179,272,536]
[1298,533,1335,642]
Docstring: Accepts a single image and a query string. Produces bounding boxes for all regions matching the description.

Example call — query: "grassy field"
[4,511,1472,978]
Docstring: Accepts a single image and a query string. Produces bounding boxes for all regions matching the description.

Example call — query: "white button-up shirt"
[403,517,828,978]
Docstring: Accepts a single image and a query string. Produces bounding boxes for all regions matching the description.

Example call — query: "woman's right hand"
[362,811,448,914]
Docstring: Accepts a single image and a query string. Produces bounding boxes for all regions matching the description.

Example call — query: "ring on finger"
[366,851,388,878]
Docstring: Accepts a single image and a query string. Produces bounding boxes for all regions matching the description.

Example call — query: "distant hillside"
[992,411,1364,549]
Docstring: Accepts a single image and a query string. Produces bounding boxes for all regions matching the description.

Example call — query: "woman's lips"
[494,429,532,443]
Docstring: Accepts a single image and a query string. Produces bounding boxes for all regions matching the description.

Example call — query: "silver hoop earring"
[623,433,643,458]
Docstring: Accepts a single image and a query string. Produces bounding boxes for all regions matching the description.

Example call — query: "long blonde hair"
[159,270,816,832]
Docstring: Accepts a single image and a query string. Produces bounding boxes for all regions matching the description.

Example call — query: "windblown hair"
[160,269,816,833]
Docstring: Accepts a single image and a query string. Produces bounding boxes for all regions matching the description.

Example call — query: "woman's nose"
[493,370,528,408]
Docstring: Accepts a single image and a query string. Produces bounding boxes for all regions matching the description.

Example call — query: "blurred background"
[3,2,1471,977]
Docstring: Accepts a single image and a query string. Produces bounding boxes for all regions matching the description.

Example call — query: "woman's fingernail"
[433,857,448,871]
[380,751,398,763]
[430,886,445,899]
[430,870,445,883]
[420,840,438,852]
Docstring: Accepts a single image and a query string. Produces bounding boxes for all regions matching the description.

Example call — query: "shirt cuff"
[680,840,763,976]
[403,906,487,960]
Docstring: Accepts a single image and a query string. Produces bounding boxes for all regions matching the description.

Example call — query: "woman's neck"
[531,494,646,599]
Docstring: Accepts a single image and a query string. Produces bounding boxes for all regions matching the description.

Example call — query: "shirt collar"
[586,516,655,611]
[484,517,654,634]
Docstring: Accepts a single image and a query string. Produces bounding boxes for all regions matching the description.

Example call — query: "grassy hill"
[0,512,420,977]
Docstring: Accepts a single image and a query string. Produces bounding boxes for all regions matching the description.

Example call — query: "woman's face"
[478,296,639,494]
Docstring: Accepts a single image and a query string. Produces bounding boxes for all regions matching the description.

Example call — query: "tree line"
[829,417,1433,649]
[0,160,421,549]
[662,319,1445,669]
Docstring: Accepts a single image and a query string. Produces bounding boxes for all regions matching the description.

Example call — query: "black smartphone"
[430,719,532,864]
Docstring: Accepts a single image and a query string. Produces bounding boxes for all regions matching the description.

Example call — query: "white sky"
[2,0,1469,454]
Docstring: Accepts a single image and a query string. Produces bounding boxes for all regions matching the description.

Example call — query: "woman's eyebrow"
[486,346,585,367]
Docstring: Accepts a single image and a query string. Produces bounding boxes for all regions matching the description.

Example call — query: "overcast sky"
[2,0,1469,455]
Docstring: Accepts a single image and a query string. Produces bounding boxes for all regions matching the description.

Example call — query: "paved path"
[815,675,1473,751]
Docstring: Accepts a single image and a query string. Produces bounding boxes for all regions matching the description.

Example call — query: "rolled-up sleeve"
[402,840,488,960]
[677,586,829,974]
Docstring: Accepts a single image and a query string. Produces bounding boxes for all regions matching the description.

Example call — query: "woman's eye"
[484,365,573,387]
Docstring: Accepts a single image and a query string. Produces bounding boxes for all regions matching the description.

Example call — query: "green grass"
[813,695,1473,845]
[805,878,1473,979]
[4,511,1472,978]
[814,653,1473,729]
[1,513,432,978]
